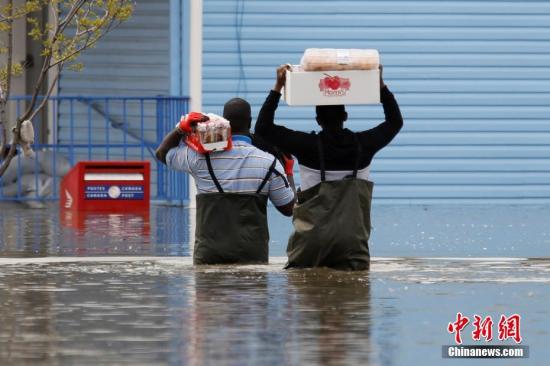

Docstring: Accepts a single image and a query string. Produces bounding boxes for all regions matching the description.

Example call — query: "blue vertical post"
[156,98,165,199]
[87,101,92,160]
[170,0,182,96]
[184,99,189,202]
[168,99,173,199]
[105,98,110,160]
[69,98,75,165]
[182,0,190,97]
[169,0,179,203]
[52,98,57,198]
[123,99,128,160]
[16,145,21,198]
[170,0,191,203]
[140,99,145,161]
[176,101,179,202]
[34,106,40,199]
[14,101,21,198]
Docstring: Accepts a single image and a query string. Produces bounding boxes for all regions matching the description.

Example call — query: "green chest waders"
[193,154,279,265]
[286,133,374,271]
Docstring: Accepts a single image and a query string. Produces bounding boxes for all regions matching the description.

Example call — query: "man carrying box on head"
[255,64,403,270]
[156,98,295,265]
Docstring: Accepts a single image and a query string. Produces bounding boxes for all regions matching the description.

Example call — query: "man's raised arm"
[254,65,309,155]
[360,65,404,153]
[155,128,184,165]
[155,112,209,164]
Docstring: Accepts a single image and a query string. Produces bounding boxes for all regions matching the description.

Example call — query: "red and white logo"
[448,313,523,344]
[319,74,351,97]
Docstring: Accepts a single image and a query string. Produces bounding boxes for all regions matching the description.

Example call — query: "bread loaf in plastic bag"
[300,48,379,71]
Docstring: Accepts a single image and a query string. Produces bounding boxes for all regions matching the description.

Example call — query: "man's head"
[315,105,347,131]
[223,98,252,134]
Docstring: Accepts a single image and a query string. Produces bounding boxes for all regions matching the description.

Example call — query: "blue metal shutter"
[58,0,170,97]
[56,0,172,199]
[202,0,550,204]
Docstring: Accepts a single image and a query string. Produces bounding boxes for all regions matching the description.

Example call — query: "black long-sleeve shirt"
[254,86,403,173]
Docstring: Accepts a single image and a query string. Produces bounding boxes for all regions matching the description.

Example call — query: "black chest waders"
[286,133,373,271]
[193,154,280,265]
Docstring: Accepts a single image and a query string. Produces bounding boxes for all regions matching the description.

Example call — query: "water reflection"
[0,259,549,365]
[185,268,371,365]
[2,203,550,258]
[0,205,53,256]
[0,262,373,365]
[0,203,190,256]
[0,270,56,364]
[185,270,288,364]
[285,270,372,365]
[0,262,179,364]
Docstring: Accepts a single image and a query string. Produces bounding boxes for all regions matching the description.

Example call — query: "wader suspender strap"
[352,133,362,178]
[271,169,290,188]
[316,132,362,180]
[316,134,326,182]
[204,153,224,193]
[256,158,278,194]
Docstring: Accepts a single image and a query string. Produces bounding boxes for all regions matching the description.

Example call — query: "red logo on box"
[319,74,351,97]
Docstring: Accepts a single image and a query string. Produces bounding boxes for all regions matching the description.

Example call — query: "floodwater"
[1,203,549,365]
[2,203,549,258]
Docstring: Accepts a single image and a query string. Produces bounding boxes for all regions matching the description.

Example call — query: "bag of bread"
[185,113,232,154]
[300,48,379,71]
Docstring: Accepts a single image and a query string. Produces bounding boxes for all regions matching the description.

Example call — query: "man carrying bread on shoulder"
[156,98,295,265]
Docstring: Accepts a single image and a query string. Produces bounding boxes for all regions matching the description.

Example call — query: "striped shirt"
[166,135,294,207]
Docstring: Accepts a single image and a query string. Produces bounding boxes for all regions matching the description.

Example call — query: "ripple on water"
[0,258,549,365]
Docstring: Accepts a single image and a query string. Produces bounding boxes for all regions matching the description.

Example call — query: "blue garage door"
[56,0,175,200]
[203,0,550,204]
[58,0,170,97]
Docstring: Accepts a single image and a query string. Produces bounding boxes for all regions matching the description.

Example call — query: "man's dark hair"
[223,98,252,133]
[315,105,347,130]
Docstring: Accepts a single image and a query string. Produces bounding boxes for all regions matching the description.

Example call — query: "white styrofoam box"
[283,68,380,106]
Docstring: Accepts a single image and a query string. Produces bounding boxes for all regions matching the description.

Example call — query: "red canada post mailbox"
[60,161,150,212]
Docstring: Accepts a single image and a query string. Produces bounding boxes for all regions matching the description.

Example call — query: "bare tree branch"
[75,3,109,37]
[49,21,121,69]
[57,0,87,32]
[0,0,13,155]
[21,0,88,121]
[28,67,60,122]
[0,120,18,177]
[49,2,125,69]
[0,0,134,178]
[0,0,17,177]
[49,2,59,30]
